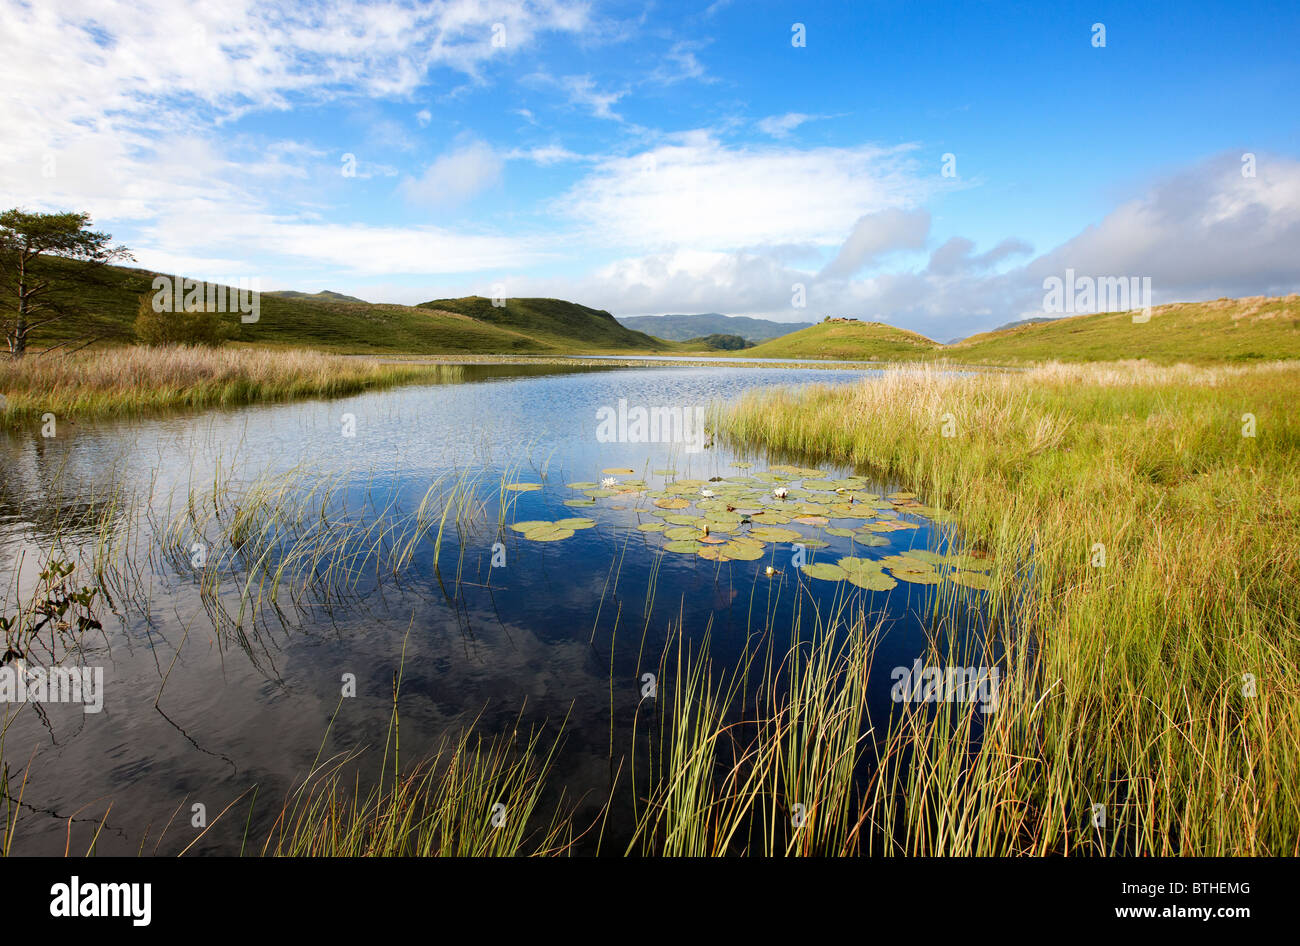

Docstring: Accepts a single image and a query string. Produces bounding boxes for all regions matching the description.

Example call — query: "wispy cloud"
[400,139,504,207]
[560,133,932,250]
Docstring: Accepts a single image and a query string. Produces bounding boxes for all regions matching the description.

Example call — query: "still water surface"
[0,363,984,854]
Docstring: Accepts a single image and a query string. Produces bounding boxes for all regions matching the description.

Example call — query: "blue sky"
[3,0,1298,337]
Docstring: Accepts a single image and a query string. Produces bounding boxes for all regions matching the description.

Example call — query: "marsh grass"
[152,463,495,642]
[8,359,1295,856]
[264,647,573,857]
[0,346,463,427]
[717,360,1300,855]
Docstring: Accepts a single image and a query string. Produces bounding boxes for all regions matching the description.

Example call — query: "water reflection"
[0,363,991,854]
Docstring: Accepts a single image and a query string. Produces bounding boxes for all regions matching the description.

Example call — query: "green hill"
[265,289,369,304]
[740,298,1300,364]
[948,296,1300,364]
[744,318,941,360]
[6,261,670,355]
[12,258,1297,363]
[682,334,752,351]
[416,296,663,351]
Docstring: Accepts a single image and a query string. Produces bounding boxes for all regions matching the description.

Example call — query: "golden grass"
[0,345,460,426]
[718,359,1300,855]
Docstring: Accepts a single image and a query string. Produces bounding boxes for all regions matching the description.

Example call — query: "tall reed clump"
[0,346,462,427]
[626,593,887,856]
[716,360,1300,855]
[156,463,489,636]
[264,654,572,857]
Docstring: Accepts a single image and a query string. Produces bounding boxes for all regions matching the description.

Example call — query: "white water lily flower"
[700,488,716,498]
[601,477,619,489]
[772,487,789,499]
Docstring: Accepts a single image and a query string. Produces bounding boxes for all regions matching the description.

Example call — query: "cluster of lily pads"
[502,463,995,593]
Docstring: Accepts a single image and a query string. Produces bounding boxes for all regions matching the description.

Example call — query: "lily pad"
[749,526,803,542]
[662,540,702,554]
[888,566,941,585]
[721,541,764,560]
[553,517,596,530]
[523,525,575,542]
[563,498,597,507]
[704,509,742,524]
[664,526,707,541]
[949,571,994,591]
[637,522,667,533]
[847,570,898,591]
[837,556,884,573]
[654,497,691,509]
[566,482,598,489]
[509,521,550,533]
[903,549,948,566]
[801,562,848,581]
[505,483,542,492]
[602,467,636,475]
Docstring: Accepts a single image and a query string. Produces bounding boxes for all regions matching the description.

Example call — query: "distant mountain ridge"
[617,312,816,343]
[266,289,369,304]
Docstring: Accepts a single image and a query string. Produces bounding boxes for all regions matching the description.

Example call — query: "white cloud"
[504,145,590,165]
[560,75,627,120]
[400,139,504,207]
[560,133,931,251]
[819,209,931,279]
[564,133,930,250]
[756,113,816,138]
[475,153,1300,336]
[132,209,558,279]
[0,0,592,259]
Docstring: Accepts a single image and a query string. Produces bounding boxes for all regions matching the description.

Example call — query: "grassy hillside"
[617,312,816,342]
[12,258,1296,363]
[742,297,1300,364]
[949,296,1300,364]
[4,261,669,355]
[744,318,941,360]
[417,296,663,351]
[265,289,369,304]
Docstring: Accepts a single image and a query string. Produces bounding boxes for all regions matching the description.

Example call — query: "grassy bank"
[0,346,461,428]
[716,360,1300,854]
